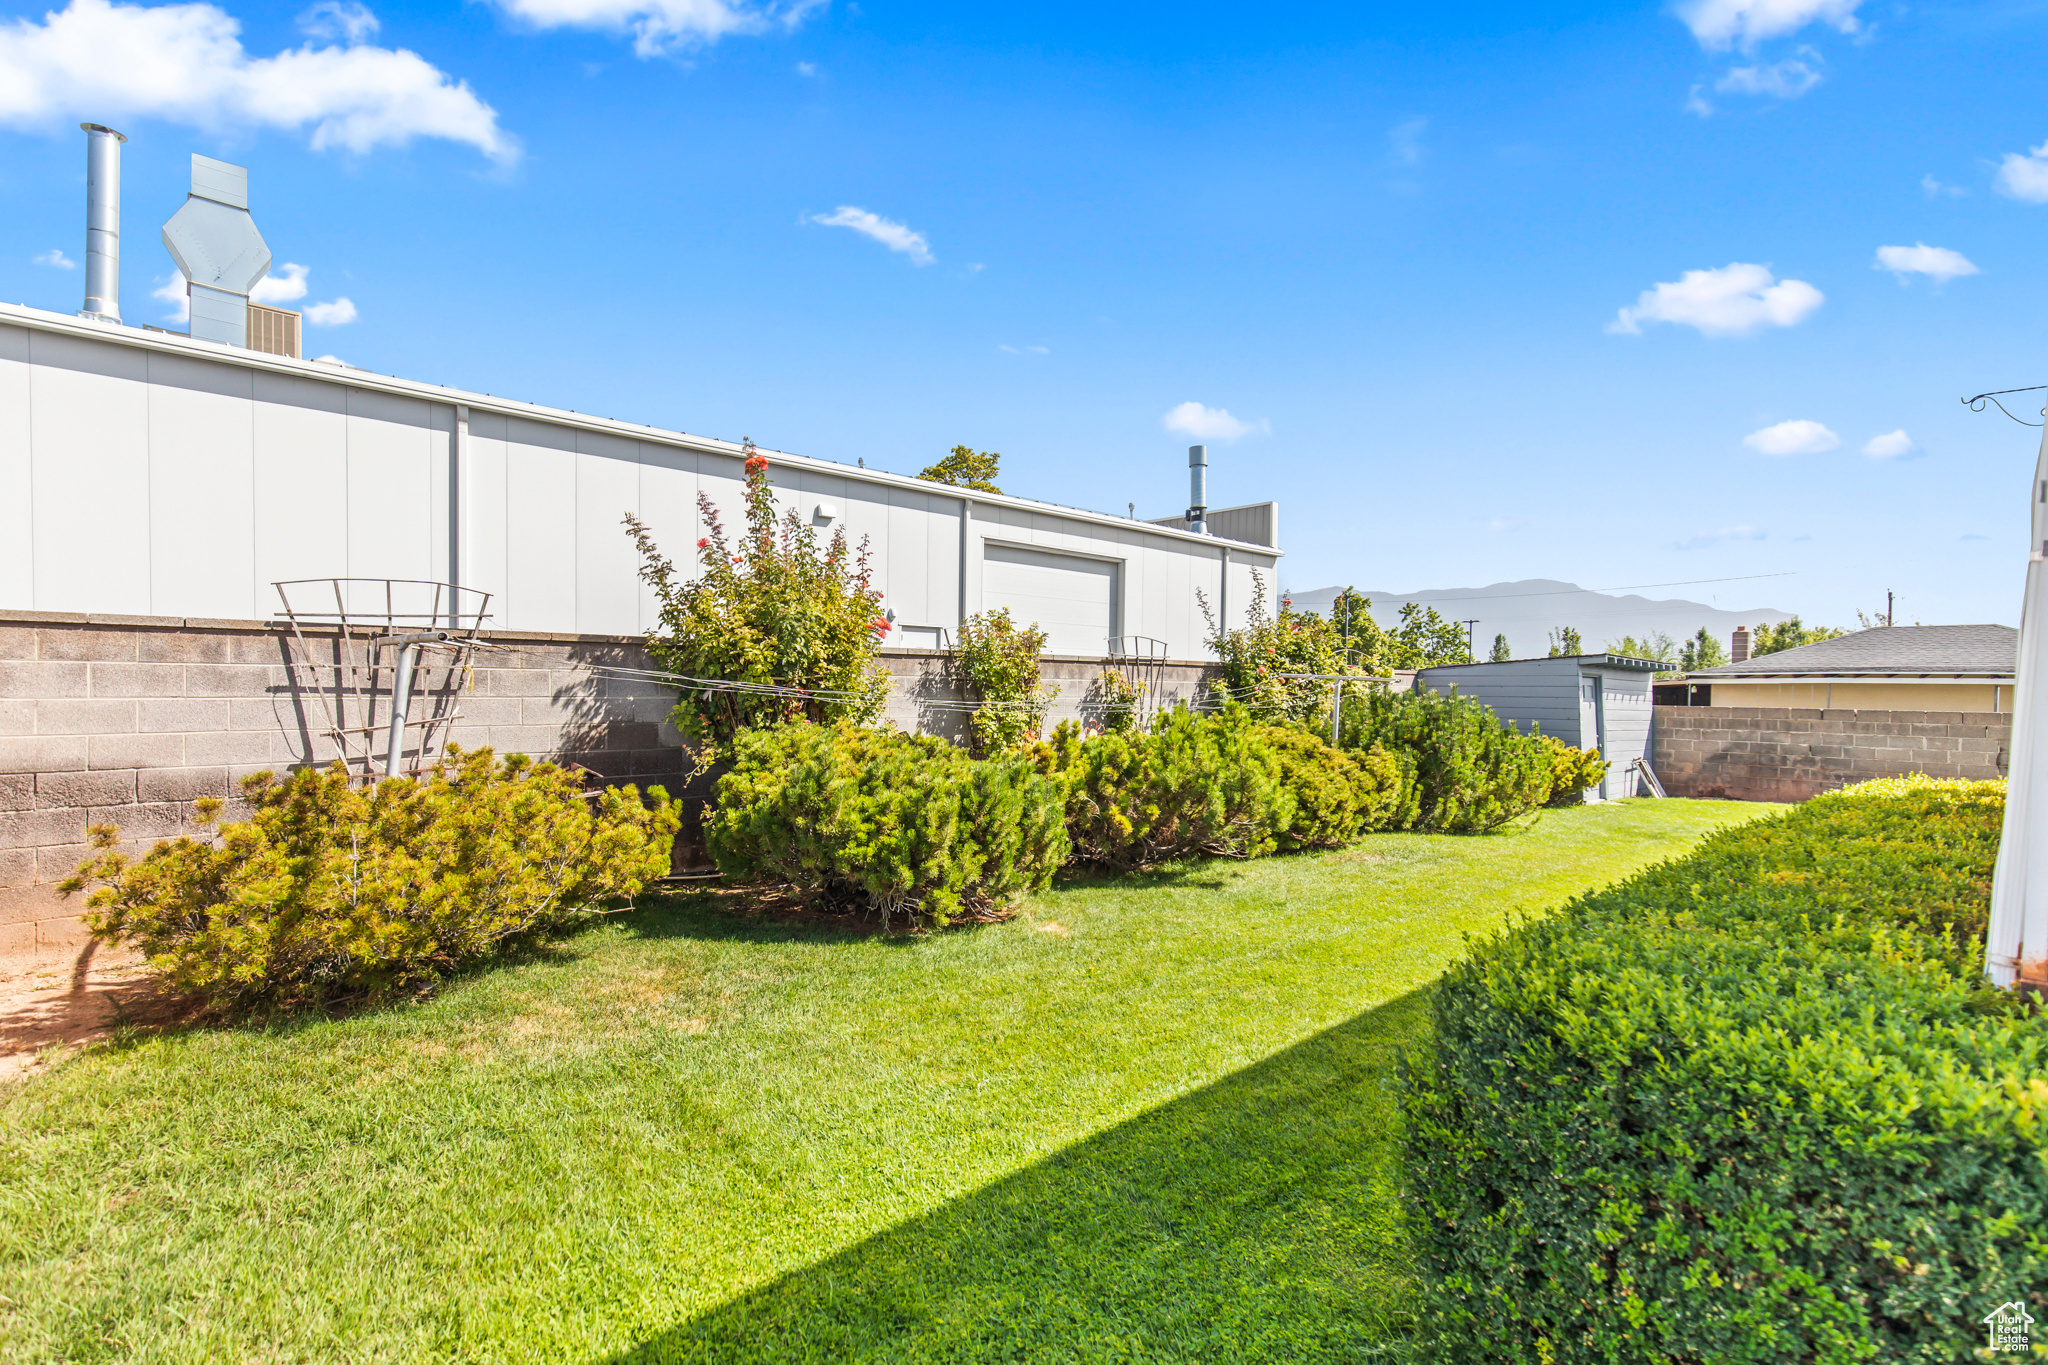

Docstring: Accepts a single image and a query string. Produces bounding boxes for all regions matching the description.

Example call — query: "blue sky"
[3,0,2045,632]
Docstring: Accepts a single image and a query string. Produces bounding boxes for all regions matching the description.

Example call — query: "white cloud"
[1686,84,1715,117]
[1921,173,1964,199]
[1873,242,1978,283]
[34,248,75,268]
[1161,401,1264,442]
[1862,429,1915,458]
[1743,419,1839,455]
[0,0,516,163]
[491,0,822,58]
[1388,116,1426,166]
[304,296,357,325]
[1608,262,1823,337]
[1486,515,1525,533]
[1997,141,2048,203]
[298,0,376,43]
[794,59,815,75]
[250,262,309,303]
[997,344,1047,355]
[153,270,190,322]
[1677,0,1861,51]
[1676,524,1767,550]
[1715,58,1820,98]
[808,206,933,266]
[312,352,348,364]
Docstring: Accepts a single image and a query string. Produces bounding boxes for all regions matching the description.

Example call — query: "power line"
[1296,572,1797,608]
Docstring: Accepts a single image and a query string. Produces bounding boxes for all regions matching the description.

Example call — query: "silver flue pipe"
[80,123,126,323]
[1187,444,1208,535]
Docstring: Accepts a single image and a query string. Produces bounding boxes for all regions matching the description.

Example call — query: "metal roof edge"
[0,301,1279,558]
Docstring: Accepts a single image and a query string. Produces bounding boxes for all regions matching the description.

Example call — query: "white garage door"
[981,542,1118,656]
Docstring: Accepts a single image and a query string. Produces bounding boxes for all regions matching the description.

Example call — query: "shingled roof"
[1687,624,2017,679]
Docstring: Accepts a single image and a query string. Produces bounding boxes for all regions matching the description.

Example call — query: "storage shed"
[1413,654,1663,800]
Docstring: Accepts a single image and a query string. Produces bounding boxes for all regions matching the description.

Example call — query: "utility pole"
[1886,590,1895,627]
[1461,619,1480,662]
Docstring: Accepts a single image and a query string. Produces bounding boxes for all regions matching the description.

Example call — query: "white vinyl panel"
[29,330,149,614]
[429,405,455,598]
[1163,549,1194,658]
[501,417,577,632]
[635,443,698,631]
[252,372,349,607]
[147,351,256,619]
[344,389,436,603]
[837,484,891,600]
[1227,554,1261,633]
[573,430,642,635]
[928,498,963,627]
[884,488,931,626]
[463,410,511,629]
[0,325,30,609]
[695,452,746,551]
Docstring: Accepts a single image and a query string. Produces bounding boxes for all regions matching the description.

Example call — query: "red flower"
[696,537,710,549]
[731,556,743,564]
[745,454,769,475]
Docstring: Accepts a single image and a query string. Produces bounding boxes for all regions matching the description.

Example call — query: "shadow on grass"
[595,989,1431,1364]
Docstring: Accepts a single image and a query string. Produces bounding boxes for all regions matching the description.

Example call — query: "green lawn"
[0,799,1765,1364]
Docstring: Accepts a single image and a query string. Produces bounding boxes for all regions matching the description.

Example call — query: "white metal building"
[1413,654,1661,800]
[0,302,1279,655]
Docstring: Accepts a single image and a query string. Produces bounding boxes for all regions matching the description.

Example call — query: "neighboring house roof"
[1420,653,1663,672]
[1686,624,2017,680]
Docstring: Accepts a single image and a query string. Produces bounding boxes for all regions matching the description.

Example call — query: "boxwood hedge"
[1400,776,2046,1363]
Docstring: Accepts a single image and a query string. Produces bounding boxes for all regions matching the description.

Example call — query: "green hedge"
[1255,724,1403,850]
[706,722,1068,928]
[1399,776,2045,1363]
[1344,687,1551,832]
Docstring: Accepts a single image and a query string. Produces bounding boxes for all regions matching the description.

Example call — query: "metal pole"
[1987,423,2048,989]
[80,123,125,323]
[384,641,418,779]
[1331,678,1341,746]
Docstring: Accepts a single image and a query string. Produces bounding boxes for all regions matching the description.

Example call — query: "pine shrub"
[62,748,680,1011]
[1036,706,1295,867]
[706,722,1068,929]
[1255,724,1403,849]
[1539,734,1610,806]
[1345,687,1550,832]
[1400,776,2041,1364]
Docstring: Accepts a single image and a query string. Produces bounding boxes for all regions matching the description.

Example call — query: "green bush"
[1539,734,1609,806]
[706,722,1068,929]
[1200,571,1384,726]
[954,607,1058,756]
[1089,667,1146,734]
[1256,724,1403,849]
[1344,687,1550,832]
[1036,706,1294,867]
[62,748,680,1011]
[625,441,890,754]
[1399,776,2042,1364]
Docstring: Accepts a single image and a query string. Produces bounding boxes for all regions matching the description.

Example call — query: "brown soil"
[0,943,182,1082]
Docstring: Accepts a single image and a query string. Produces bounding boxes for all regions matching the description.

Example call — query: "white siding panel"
[983,542,1117,655]
[147,351,256,619]
[253,372,349,607]
[885,487,930,626]
[574,430,642,635]
[344,390,436,600]
[0,325,31,609]
[463,410,511,628]
[502,417,577,632]
[29,330,149,614]
[696,453,746,554]
[635,443,698,631]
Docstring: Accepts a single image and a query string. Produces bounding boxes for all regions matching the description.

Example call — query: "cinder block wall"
[1651,704,2011,803]
[1,612,1216,959]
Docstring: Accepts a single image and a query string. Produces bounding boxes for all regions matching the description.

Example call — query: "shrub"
[1036,706,1294,867]
[1256,724,1403,849]
[1200,571,1384,726]
[1088,667,1146,734]
[1344,687,1550,833]
[625,441,890,754]
[1539,734,1609,806]
[61,748,680,1011]
[954,608,1058,756]
[1399,776,2041,1364]
[705,722,1068,929]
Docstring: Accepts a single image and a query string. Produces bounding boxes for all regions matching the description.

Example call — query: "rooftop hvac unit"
[247,302,301,358]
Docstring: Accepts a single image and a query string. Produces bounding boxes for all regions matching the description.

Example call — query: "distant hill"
[1283,579,1795,661]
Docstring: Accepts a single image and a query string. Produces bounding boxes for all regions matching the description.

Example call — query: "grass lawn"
[0,798,1765,1363]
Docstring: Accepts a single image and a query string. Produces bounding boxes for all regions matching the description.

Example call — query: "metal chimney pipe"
[1186,444,1209,534]
[79,123,126,323]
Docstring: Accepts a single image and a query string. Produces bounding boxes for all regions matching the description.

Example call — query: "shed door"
[981,543,1117,656]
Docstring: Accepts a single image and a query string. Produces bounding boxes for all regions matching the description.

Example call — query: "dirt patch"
[0,942,183,1082]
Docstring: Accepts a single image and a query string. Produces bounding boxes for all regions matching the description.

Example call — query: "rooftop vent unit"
[162,153,272,349]
[78,123,126,324]
[247,301,301,358]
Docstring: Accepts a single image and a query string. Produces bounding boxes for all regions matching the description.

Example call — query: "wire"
[1962,385,2047,427]
[1303,572,1796,608]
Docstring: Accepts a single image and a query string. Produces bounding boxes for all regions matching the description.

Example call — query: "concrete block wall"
[1651,704,2011,803]
[2,612,1218,959]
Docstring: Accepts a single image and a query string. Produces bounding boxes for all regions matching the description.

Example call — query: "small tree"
[1202,571,1383,724]
[955,608,1058,755]
[918,445,1002,493]
[1385,602,1472,669]
[1678,627,1727,672]
[1753,616,1847,656]
[1547,626,1583,657]
[625,443,890,754]
[1489,633,1511,663]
